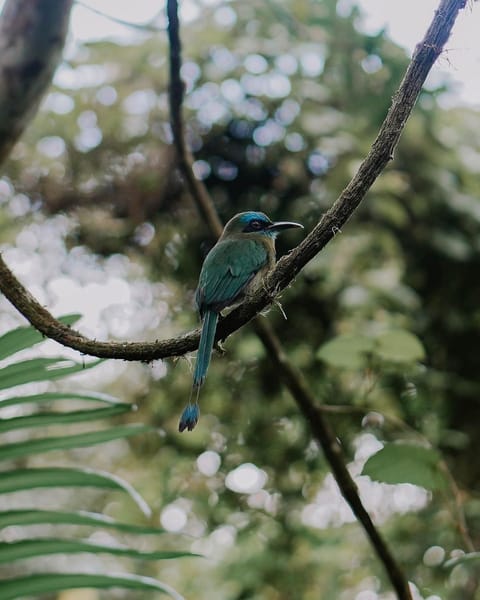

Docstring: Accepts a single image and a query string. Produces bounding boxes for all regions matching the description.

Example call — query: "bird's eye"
[250,220,262,230]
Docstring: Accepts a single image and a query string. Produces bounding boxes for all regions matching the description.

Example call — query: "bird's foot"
[214,339,226,354]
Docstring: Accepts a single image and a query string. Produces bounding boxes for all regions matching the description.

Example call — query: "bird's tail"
[179,310,218,432]
[193,310,218,388]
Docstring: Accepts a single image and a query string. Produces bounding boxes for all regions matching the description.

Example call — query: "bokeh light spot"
[160,504,187,532]
[37,136,66,159]
[96,85,118,106]
[225,463,267,494]
[197,451,221,476]
[244,54,268,74]
[423,545,446,567]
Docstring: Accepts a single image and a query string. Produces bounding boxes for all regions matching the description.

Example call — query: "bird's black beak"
[267,221,304,232]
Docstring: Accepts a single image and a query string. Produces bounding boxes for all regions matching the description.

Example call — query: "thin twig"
[76,1,163,33]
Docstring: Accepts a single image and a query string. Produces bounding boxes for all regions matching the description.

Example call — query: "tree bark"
[0,0,74,165]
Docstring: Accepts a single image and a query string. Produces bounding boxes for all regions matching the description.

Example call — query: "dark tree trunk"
[0,0,73,165]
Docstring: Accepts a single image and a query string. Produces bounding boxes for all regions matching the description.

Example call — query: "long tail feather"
[193,310,218,388]
[179,310,218,432]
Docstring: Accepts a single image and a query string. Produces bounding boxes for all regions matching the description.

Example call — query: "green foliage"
[317,334,375,369]
[0,539,197,564]
[0,357,102,390]
[0,509,165,532]
[0,574,184,600]
[0,423,152,461]
[0,320,193,599]
[0,468,148,511]
[317,329,425,368]
[0,314,81,360]
[362,442,447,491]
[375,330,426,363]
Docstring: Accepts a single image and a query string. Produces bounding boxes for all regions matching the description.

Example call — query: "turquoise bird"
[179,211,303,432]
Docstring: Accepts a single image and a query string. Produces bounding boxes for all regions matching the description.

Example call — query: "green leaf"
[0,320,187,599]
[375,329,426,362]
[0,538,198,564]
[0,424,152,461]
[317,330,426,369]
[361,442,447,490]
[0,468,151,517]
[317,334,375,369]
[0,357,102,390]
[0,573,185,600]
[0,406,132,433]
[0,509,165,535]
[0,315,81,360]
[0,390,131,409]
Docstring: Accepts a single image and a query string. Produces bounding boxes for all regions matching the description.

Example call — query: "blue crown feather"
[239,211,270,224]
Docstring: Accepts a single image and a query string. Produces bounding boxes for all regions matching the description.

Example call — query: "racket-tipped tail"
[178,401,200,432]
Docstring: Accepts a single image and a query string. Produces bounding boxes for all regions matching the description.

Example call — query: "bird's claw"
[214,340,226,354]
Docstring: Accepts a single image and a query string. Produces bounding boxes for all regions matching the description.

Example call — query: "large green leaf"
[0,314,81,361]
[375,330,426,362]
[0,406,132,433]
[0,357,102,390]
[317,334,375,369]
[0,424,152,461]
[0,391,130,408]
[0,468,151,516]
[361,442,447,490]
[0,509,164,534]
[0,538,198,564]
[317,329,426,369]
[0,319,188,599]
[0,573,184,600]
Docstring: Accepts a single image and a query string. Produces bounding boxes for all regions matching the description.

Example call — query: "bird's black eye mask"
[242,219,269,233]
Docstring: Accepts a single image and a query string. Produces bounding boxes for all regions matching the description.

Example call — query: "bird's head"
[221,211,303,239]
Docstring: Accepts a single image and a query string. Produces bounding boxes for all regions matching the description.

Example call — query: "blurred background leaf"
[362,442,447,490]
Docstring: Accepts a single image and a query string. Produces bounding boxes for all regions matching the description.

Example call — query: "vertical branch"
[165,1,419,598]
[253,320,413,600]
[166,0,185,160]
[166,0,223,237]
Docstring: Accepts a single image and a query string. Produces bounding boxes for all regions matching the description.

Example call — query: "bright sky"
[67,0,480,107]
[356,0,480,107]
[0,0,477,106]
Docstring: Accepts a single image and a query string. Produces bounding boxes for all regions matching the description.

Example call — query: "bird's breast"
[242,263,269,297]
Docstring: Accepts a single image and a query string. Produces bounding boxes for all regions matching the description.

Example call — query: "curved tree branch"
[0,255,201,361]
[0,0,74,165]
[0,0,470,367]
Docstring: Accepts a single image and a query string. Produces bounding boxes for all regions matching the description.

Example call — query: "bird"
[179,210,303,432]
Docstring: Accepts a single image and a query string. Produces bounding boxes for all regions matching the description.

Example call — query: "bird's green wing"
[196,238,269,312]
